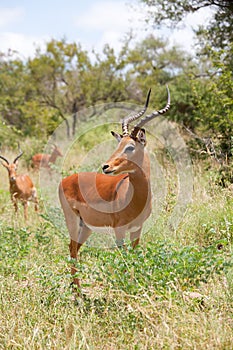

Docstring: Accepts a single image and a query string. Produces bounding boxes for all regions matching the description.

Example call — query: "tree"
[140,0,233,51]
[27,39,93,137]
[0,51,49,138]
[0,52,27,127]
[197,2,233,51]
[140,1,232,26]
[190,44,233,160]
[139,1,233,161]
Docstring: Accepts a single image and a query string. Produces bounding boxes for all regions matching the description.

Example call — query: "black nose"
[102,164,109,172]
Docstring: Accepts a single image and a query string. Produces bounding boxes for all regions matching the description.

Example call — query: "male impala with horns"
[59,86,170,288]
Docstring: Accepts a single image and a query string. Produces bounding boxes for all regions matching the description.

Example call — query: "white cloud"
[168,7,214,52]
[74,1,132,32]
[184,6,214,28]
[0,32,47,58]
[0,7,24,28]
[97,30,125,53]
[73,0,147,52]
[0,1,215,58]
[73,0,214,54]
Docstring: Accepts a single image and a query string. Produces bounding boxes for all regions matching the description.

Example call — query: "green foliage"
[77,124,112,151]
[190,45,233,160]
[0,118,23,147]
[77,241,232,296]
[195,1,233,52]
[0,211,232,299]
[0,36,193,142]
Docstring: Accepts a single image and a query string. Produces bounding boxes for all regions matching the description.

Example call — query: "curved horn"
[0,155,9,165]
[122,88,151,137]
[131,85,170,138]
[13,144,23,163]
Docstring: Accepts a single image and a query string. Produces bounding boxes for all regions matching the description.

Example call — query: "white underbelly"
[85,224,141,234]
[86,225,114,235]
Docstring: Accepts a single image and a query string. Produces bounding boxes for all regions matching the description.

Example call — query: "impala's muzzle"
[102,164,113,174]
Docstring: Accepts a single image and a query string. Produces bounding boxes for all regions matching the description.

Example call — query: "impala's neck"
[127,150,151,204]
[49,152,58,163]
[129,148,150,179]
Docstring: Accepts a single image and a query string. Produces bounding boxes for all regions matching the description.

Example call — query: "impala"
[59,86,170,288]
[0,149,39,220]
[32,144,63,170]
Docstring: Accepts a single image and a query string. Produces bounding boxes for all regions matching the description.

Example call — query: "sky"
[0,0,214,59]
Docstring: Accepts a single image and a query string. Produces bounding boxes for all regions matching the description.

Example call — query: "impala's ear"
[0,161,9,169]
[111,131,122,143]
[137,128,147,146]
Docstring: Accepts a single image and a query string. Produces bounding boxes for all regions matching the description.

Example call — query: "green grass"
[0,150,233,349]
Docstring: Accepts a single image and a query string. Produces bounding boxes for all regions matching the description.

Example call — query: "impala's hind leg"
[69,238,81,288]
[114,228,126,248]
[130,228,142,249]
[64,210,81,288]
[31,186,39,212]
[78,221,92,245]
[69,220,92,289]
[59,186,81,287]
[59,185,92,289]
[23,201,28,221]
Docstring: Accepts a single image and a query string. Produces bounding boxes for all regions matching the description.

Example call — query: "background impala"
[0,149,39,220]
[32,144,63,170]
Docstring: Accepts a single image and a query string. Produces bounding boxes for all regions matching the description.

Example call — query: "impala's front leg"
[11,194,18,214]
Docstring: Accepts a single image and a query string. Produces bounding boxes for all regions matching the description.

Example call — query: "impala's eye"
[124,145,135,153]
